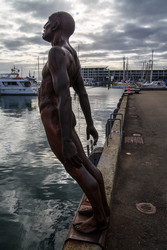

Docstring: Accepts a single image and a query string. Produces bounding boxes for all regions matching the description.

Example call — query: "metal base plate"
[65,195,108,249]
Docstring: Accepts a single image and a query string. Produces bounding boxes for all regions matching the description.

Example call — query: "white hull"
[0,74,39,96]
[0,87,38,95]
[139,81,167,89]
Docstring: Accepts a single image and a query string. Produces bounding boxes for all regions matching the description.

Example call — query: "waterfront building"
[110,69,167,82]
[81,67,167,84]
[81,67,110,85]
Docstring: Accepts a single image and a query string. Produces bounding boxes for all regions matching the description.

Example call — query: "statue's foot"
[79,205,110,218]
[78,206,93,216]
[73,216,109,234]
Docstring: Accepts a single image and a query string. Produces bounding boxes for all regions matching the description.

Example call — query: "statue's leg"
[64,158,108,233]
[63,129,109,233]
[71,129,110,217]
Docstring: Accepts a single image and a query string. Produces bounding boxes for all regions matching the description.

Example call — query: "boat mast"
[145,62,149,82]
[126,57,129,81]
[123,57,126,82]
[141,61,146,81]
[38,56,40,81]
[150,50,154,83]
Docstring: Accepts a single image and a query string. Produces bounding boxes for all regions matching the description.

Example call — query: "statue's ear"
[52,20,60,31]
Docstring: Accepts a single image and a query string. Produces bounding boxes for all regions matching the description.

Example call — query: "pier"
[63,90,167,249]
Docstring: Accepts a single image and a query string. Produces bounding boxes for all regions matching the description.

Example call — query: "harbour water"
[0,87,123,250]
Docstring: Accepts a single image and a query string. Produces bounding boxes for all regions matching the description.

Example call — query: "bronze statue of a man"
[38,11,110,234]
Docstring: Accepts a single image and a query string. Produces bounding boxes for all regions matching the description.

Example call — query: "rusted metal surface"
[124,136,144,144]
[64,195,108,249]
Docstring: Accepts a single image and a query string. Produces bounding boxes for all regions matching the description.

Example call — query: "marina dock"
[63,90,167,249]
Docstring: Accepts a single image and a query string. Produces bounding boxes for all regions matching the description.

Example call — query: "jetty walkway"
[64,90,167,250]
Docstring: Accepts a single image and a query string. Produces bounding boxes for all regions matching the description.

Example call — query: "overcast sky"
[0,0,167,77]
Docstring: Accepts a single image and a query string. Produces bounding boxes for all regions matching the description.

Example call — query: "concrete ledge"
[99,96,127,204]
[63,95,128,250]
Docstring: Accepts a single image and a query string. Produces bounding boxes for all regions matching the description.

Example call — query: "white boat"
[141,81,167,89]
[112,82,129,88]
[112,81,139,89]
[0,67,39,96]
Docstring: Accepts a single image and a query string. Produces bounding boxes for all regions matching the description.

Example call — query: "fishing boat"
[0,67,39,96]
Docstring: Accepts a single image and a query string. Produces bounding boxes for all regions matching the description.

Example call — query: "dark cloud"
[8,0,72,19]
[80,51,108,58]
[27,35,44,45]
[123,23,156,40]
[3,40,26,50]
[15,19,42,34]
[114,0,167,23]
[2,34,44,50]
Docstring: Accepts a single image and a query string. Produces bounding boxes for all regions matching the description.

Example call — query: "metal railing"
[105,111,123,149]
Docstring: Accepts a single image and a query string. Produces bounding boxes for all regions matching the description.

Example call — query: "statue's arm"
[73,71,98,145]
[48,47,82,167]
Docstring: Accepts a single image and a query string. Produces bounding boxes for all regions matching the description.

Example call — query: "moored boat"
[0,67,39,96]
[140,81,167,89]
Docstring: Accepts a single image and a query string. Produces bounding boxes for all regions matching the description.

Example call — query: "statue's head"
[42,11,75,42]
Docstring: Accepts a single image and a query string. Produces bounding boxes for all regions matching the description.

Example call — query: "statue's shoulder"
[49,46,65,56]
[48,46,67,66]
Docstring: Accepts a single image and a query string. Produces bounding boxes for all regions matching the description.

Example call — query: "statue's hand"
[63,141,82,168]
[86,125,99,145]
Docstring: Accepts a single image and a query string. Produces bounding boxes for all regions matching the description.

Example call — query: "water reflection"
[0,95,37,113]
[0,87,123,250]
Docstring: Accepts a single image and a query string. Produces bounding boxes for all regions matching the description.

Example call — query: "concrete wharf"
[64,90,167,250]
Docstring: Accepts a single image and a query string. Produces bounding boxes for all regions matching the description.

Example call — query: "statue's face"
[42,17,53,42]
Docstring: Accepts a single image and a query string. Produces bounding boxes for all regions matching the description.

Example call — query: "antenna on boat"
[11,65,20,77]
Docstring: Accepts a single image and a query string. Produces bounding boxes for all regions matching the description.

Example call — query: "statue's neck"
[51,31,69,46]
